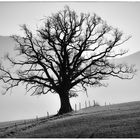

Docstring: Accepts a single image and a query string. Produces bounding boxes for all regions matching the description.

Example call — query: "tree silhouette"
[0,6,136,114]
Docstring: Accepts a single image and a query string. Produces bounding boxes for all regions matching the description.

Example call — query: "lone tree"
[0,6,136,115]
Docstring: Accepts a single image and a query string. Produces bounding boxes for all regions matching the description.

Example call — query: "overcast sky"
[0,2,140,54]
[0,1,140,122]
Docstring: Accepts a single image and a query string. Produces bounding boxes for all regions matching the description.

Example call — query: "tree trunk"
[58,92,73,115]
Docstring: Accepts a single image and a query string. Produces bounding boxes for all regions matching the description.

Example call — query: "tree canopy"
[0,6,136,114]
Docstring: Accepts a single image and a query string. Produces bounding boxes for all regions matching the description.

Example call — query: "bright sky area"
[1,1,140,54]
[0,1,140,122]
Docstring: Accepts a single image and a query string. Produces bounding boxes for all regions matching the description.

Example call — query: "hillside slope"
[2,101,140,138]
[0,36,15,57]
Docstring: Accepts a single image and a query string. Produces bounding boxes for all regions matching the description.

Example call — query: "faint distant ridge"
[116,51,140,68]
[122,51,140,61]
[0,36,16,57]
[0,35,13,42]
[0,35,11,38]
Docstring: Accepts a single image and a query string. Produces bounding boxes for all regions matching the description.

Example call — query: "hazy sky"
[0,1,140,122]
[1,2,140,54]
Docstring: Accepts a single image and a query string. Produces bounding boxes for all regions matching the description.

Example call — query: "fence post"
[36,116,38,124]
[85,101,87,108]
[15,123,17,131]
[47,112,49,117]
[105,102,106,106]
[93,100,95,106]
[75,104,77,111]
[79,102,81,110]
[89,100,90,107]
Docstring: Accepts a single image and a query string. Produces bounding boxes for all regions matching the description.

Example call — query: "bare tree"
[0,6,136,115]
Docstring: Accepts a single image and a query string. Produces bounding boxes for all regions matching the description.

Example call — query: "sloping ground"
[4,101,140,138]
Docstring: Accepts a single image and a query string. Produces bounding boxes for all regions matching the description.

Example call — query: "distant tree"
[0,6,136,115]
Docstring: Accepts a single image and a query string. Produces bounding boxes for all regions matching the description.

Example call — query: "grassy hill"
[1,101,140,138]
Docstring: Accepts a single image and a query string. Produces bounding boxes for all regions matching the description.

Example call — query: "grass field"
[1,101,140,138]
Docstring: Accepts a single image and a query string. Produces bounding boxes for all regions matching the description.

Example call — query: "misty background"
[0,1,140,122]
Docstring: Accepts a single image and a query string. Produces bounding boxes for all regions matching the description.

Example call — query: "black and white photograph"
[0,1,140,138]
